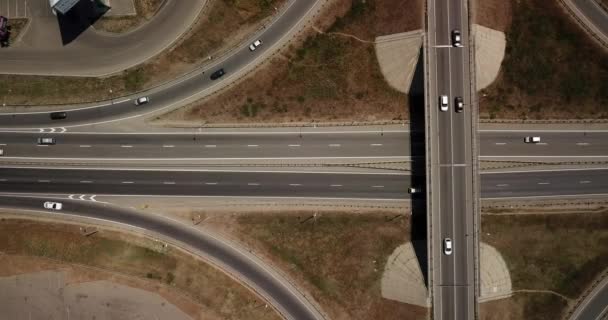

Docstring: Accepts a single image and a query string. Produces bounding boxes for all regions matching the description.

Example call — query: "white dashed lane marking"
[121,145,133,148]
[579,180,591,184]
[205,145,217,148]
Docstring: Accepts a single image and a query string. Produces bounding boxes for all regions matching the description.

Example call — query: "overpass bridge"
[424,0,478,319]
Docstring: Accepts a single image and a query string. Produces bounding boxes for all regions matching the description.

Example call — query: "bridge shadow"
[57,0,110,45]
[408,45,429,287]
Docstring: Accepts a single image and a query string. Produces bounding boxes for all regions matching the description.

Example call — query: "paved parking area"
[0,0,29,18]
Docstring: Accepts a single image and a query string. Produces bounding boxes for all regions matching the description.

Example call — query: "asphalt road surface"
[569,276,608,320]
[0,195,324,320]
[0,0,318,127]
[0,0,205,76]
[1,167,607,199]
[1,130,608,159]
[427,0,475,318]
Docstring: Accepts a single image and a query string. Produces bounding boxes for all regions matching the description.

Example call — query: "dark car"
[455,97,464,113]
[210,68,225,80]
[50,112,67,120]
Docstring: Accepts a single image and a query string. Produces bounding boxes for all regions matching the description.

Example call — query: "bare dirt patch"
[0,0,283,106]
[474,0,512,32]
[480,210,608,319]
[479,0,608,120]
[158,0,423,124]
[94,0,165,34]
[6,18,28,45]
[0,218,280,320]
[209,210,428,320]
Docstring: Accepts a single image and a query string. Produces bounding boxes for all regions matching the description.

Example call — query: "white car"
[249,40,262,51]
[408,187,420,194]
[439,95,449,112]
[452,30,462,47]
[443,238,453,255]
[0,149,3,156]
[43,202,63,210]
[134,96,149,105]
[524,136,541,143]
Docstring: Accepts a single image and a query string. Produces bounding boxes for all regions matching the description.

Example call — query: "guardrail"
[562,268,608,320]
[557,0,608,50]
[466,4,481,320]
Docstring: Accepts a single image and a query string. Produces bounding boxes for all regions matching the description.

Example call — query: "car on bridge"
[452,30,462,47]
[443,238,453,255]
[455,97,464,113]
[439,95,448,112]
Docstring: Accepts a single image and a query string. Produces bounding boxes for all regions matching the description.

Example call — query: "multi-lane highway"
[1,167,607,199]
[427,0,475,318]
[0,195,324,320]
[1,130,608,159]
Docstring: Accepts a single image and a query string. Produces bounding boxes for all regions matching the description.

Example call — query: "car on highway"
[439,95,448,112]
[0,149,3,156]
[134,96,149,105]
[210,68,225,80]
[43,201,62,210]
[524,136,541,143]
[455,96,464,112]
[443,238,453,255]
[50,112,67,120]
[452,30,462,47]
[408,187,420,194]
[37,137,56,145]
[249,39,262,51]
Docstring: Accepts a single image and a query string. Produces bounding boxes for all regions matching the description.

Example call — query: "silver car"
[443,238,453,255]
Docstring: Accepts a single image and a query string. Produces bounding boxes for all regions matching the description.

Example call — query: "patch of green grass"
[481,0,608,119]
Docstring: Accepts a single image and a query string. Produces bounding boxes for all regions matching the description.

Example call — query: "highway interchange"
[0,0,607,319]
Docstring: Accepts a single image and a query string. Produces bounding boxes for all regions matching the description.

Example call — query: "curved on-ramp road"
[0,0,320,129]
[0,0,205,76]
[0,195,325,320]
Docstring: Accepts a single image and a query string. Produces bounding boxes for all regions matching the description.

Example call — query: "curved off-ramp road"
[0,0,205,76]
[0,195,325,320]
[0,0,320,129]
